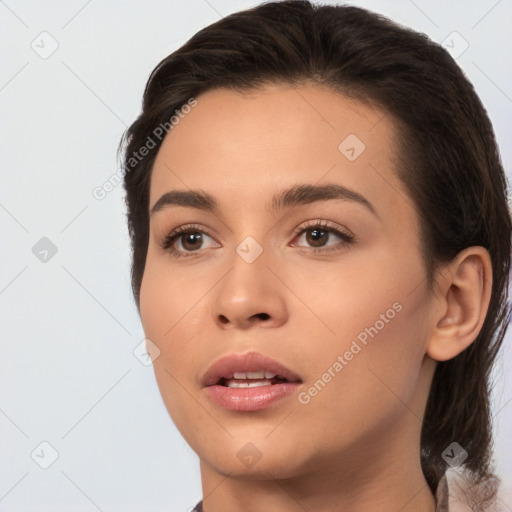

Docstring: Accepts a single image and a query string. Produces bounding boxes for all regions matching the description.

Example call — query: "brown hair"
[119,0,511,504]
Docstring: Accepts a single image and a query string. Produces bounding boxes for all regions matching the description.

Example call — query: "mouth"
[202,351,303,411]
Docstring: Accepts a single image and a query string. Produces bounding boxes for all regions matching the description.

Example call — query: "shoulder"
[437,467,511,512]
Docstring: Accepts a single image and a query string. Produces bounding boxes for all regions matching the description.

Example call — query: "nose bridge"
[211,235,287,329]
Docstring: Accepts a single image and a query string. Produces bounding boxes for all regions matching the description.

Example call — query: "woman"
[119,1,511,510]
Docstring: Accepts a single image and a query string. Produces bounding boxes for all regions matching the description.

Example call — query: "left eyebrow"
[149,182,378,218]
[270,183,378,217]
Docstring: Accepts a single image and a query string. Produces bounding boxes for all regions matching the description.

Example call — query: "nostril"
[217,313,269,324]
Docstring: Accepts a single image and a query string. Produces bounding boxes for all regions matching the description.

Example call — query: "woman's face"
[139,84,438,481]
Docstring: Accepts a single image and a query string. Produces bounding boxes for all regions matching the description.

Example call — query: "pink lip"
[202,351,302,411]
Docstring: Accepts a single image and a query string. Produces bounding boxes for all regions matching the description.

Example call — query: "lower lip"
[205,382,301,411]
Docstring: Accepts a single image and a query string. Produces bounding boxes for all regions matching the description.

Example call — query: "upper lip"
[202,351,302,387]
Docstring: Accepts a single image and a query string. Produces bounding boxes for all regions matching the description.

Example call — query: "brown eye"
[180,232,203,251]
[305,227,330,247]
[293,222,355,252]
[161,224,219,258]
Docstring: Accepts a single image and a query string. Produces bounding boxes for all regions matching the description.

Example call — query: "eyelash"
[160,220,355,259]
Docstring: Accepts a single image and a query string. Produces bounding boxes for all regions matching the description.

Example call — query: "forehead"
[149,84,406,219]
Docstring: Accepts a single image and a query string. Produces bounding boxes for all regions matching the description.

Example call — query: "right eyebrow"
[150,189,219,216]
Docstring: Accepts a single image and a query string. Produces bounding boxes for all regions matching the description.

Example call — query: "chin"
[196,437,314,480]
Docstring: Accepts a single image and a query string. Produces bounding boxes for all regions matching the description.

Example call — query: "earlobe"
[426,246,492,362]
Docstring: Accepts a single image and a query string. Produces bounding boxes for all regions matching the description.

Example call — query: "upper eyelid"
[164,220,354,249]
[167,219,351,238]
[293,219,354,236]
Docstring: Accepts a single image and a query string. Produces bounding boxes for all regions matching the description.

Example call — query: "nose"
[211,251,288,331]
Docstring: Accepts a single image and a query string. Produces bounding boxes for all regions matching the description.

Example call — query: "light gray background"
[1,1,511,511]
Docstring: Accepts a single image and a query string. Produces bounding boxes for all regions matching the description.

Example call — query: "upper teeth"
[232,371,277,379]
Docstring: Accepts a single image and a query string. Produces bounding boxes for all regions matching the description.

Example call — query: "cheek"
[139,251,212,344]
[287,246,430,422]
[138,254,217,432]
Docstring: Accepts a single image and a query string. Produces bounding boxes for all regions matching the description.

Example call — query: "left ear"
[426,246,493,362]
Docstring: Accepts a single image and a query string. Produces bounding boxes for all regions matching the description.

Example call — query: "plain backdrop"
[1,1,511,511]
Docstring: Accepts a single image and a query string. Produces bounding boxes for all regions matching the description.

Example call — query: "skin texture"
[139,84,492,512]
